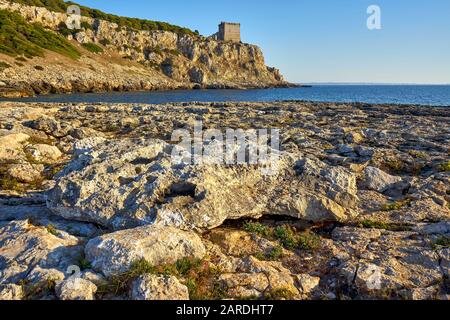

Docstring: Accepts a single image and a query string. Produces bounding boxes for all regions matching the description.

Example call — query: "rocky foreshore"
[0,101,449,300]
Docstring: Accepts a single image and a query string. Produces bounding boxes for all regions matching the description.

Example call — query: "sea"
[2,85,450,106]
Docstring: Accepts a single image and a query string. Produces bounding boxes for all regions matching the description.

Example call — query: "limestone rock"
[25,144,62,163]
[235,256,300,297]
[47,138,358,230]
[70,127,105,140]
[24,116,72,138]
[219,273,269,298]
[0,220,81,285]
[295,274,321,294]
[333,227,444,297]
[84,225,206,277]
[56,278,97,300]
[438,248,449,279]
[7,163,44,183]
[131,275,189,300]
[361,166,403,193]
[0,284,24,300]
[0,133,29,162]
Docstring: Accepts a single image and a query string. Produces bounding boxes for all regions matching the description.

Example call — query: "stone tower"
[217,22,241,42]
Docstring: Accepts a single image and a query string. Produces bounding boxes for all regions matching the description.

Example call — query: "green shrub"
[382,198,412,211]
[0,9,80,59]
[99,38,111,46]
[152,45,162,55]
[0,175,21,191]
[266,246,284,261]
[434,236,450,248]
[78,257,92,270]
[408,150,427,159]
[438,161,450,172]
[243,221,273,237]
[81,42,104,53]
[264,287,296,300]
[80,21,92,30]
[57,21,75,37]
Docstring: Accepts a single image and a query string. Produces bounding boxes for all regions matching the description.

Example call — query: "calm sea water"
[3,85,450,106]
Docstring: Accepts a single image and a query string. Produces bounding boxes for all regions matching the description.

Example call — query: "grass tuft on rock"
[382,198,412,212]
[45,224,58,236]
[433,236,450,249]
[264,287,296,300]
[357,219,412,232]
[437,161,450,172]
[243,221,322,251]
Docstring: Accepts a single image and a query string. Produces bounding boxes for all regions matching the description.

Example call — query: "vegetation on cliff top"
[81,42,104,54]
[9,0,197,35]
[0,9,80,59]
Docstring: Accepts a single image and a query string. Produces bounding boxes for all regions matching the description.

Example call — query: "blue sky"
[73,0,450,84]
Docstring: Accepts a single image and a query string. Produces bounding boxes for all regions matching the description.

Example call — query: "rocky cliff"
[0,0,289,98]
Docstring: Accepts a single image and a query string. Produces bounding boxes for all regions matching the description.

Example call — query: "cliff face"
[0,0,288,97]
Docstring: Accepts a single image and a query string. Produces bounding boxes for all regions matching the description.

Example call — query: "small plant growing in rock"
[408,150,427,159]
[256,246,284,261]
[98,259,156,295]
[0,172,23,192]
[98,258,226,300]
[274,225,298,250]
[433,236,450,249]
[80,21,93,30]
[382,198,412,212]
[99,39,111,46]
[358,219,411,232]
[437,161,450,172]
[244,221,322,251]
[264,287,296,300]
[384,159,404,173]
[78,257,92,271]
[243,221,272,237]
[267,246,284,260]
[46,224,58,236]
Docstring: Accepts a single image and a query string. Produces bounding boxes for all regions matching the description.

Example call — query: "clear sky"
[73,0,450,84]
